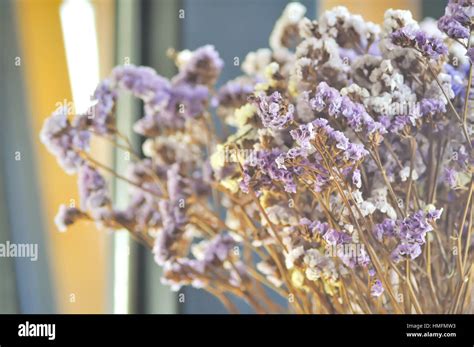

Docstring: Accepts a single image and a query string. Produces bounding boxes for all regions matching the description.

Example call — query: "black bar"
[0,314,472,346]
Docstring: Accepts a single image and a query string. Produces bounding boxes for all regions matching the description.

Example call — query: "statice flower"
[216,79,254,109]
[89,79,117,134]
[112,65,170,108]
[54,204,85,232]
[254,91,295,129]
[173,45,224,86]
[269,2,306,52]
[303,248,338,282]
[256,261,283,287]
[420,98,447,118]
[370,279,384,297]
[309,82,386,137]
[317,6,380,51]
[391,26,448,60]
[467,47,474,64]
[153,164,187,265]
[374,208,443,263]
[161,234,240,290]
[240,149,297,194]
[40,107,89,174]
[292,118,368,161]
[443,167,458,188]
[40,2,474,314]
[78,165,110,213]
[438,0,472,40]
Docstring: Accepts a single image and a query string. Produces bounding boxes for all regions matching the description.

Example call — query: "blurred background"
[0,0,448,314]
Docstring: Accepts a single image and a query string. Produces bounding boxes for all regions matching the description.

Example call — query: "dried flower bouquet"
[41,1,474,314]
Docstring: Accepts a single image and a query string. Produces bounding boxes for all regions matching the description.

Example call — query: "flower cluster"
[254,91,295,130]
[438,0,472,40]
[41,2,474,314]
[309,82,386,137]
[374,207,443,262]
[391,26,448,59]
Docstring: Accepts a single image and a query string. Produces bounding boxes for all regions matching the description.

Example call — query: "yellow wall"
[15,0,114,313]
[320,0,421,22]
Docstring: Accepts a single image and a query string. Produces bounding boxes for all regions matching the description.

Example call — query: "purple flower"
[391,243,422,262]
[438,16,470,39]
[376,209,442,263]
[134,83,208,136]
[154,199,186,265]
[290,122,314,149]
[438,0,472,40]
[54,204,84,232]
[203,234,235,264]
[78,165,110,211]
[40,107,88,174]
[122,190,162,230]
[331,130,350,150]
[215,79,254,109]
[323,229,351,246]
[160,234,241,291]
[373,219,396,242]
[112,65,171,107]
[152,165,189,265]
[173,45,224,86]
[391,26,448,59]
[255,91,294,129]
[420,98,446,117]
[467,48,474,64]
[443,167,458,188]
[89,79,117,134]
[310,82,385,136]
[99,64,211,137]
[241,149,298,194]
[167,84,209,119]
[311,82,342,115]
[370,279,384,297]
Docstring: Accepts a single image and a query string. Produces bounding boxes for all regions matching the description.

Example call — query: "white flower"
[285,245,305,269]
[142,139,155,157]
[210,144,226,171]
[225,211,241,231]
[220,178,240,194]
[191,240,209,261]
[383,9,417,34]
[265,205,299,226]
[400,166,419,182]
[305,267,322,281]
[242,48,272,76]
[303,248,324,268]
[176,49,192,68]
[270,2,307,51]
[352,190,376,216]
[426,73,454,103]
[341,84,370,99]
[234,104,256,127]
[369,187,397,219]
[320,6,350,29]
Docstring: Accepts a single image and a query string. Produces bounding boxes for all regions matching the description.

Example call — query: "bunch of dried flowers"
[42,1,473,314]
